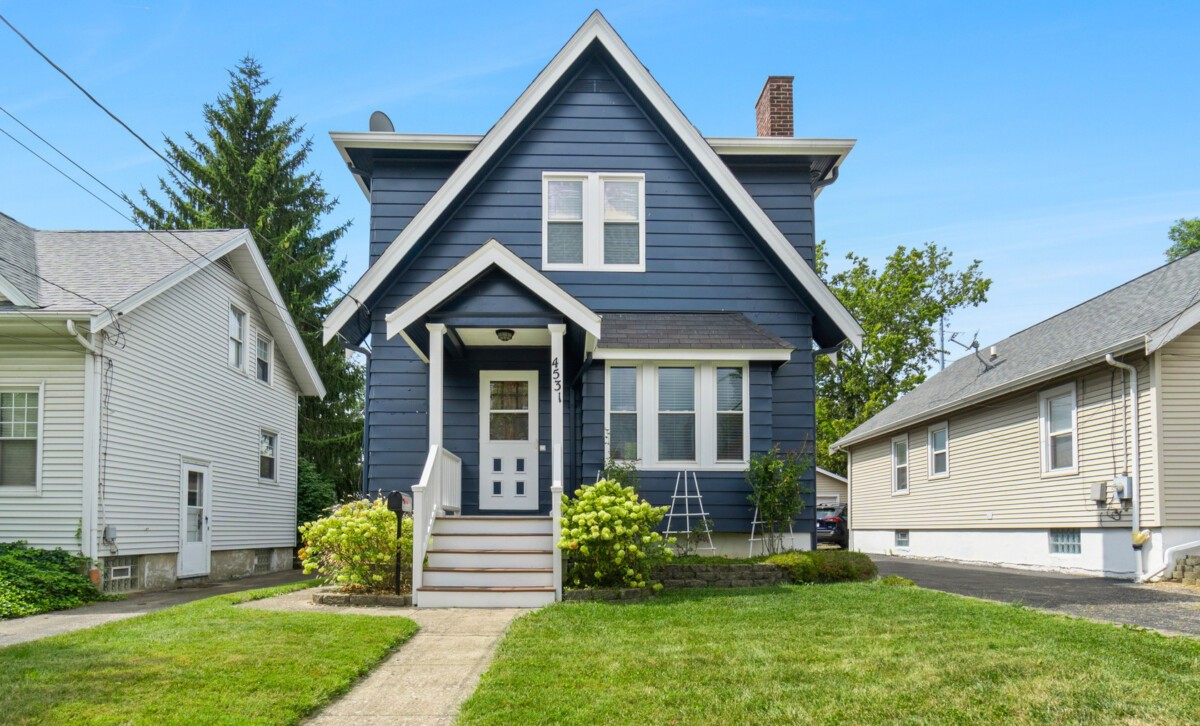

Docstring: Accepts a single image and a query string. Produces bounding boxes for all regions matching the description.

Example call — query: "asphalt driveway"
[873,555,1200,636]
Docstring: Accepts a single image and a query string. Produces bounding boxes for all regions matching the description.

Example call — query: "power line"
[0,11,363,310]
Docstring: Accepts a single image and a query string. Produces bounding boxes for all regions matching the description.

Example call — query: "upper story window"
[542,172,645,271]
[255,334,273,385]
[891,434,909,493]
[605,362,749,469]
[0,388,40,488]
[927,422,949,479]
[229,306,246,370]
[1040,383,1077,474]
[260,430,277,481]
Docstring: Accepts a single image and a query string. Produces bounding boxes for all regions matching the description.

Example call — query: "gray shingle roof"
[598,312,794,350]
[836,251,1200,448]
[0,212,245,313]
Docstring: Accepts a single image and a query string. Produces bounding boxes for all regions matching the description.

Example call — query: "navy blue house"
[324,12,861,605]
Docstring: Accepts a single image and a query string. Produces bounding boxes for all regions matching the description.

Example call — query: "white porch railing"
[551,481,563,601]
[411,444,462,600]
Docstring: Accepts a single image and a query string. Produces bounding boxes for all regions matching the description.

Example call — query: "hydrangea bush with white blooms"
[558,479,672,590]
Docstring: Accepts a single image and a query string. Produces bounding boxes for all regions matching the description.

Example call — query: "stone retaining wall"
[1169,554,1200,584]
[311,588,412,607]
[563,587,654,602]
[653,563,785,588]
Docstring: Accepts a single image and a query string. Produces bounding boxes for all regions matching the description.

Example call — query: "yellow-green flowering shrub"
[558,479,671,590]
[298,497,413,592]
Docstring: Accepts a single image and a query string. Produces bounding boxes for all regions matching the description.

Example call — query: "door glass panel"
[493,481,503,496]
[516,481,526,496]
[490,381,529,411]
[492,458,502,473]
[490,413,529,441]
[186,471,203,543]
[515,458,525,473]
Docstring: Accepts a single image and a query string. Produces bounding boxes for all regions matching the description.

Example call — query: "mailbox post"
[385,491,412,596]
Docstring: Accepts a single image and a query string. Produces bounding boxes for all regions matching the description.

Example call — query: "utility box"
[1112,476,1133,502]
[1090,482,1108,503]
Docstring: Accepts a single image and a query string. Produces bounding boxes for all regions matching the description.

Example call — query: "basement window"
[103,556,140,594]
[1049,528,1081,555]
[895,530,910,548]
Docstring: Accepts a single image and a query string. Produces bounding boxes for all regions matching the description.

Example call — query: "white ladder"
[663,471,716,553]
[747,508,796,557]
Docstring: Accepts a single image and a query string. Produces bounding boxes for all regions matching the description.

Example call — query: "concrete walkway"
[244,588,528,725]
[873,555,1200,636]
[0,569,309,648]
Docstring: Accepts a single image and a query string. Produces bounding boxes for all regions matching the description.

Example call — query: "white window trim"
[1039,382,1079,477]
[604,361,750,471]
[229,303,248,373]
[603,364,642,463]
[259,429,279,483]
[891,433,909,495]
[541,172,646,272]
[927,421,949,480]
[0,381,44,495]
[254,332,274,387]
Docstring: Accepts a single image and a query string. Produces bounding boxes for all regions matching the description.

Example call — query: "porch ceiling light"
[495,328,515,342]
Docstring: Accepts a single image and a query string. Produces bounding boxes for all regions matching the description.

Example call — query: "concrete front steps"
[417,515,556,608]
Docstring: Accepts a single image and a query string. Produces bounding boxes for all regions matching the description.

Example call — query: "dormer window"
[542,172,644,271]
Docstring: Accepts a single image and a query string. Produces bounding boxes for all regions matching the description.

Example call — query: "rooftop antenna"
[949,329,995,371]
[369,110,395,133]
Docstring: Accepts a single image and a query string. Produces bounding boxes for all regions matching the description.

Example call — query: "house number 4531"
[551,357,562,403]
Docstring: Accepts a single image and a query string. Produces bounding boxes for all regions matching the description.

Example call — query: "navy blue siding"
[370,160,459,264]
[363,57,817,535]
[729,165,816,266]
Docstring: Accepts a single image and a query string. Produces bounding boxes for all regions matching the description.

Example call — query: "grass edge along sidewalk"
[460,582,1200,725]
[0,581,418,725]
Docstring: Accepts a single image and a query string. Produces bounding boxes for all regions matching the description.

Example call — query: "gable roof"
[323,11,862,351]
[0,212,325,398]
[833,251,1200,450]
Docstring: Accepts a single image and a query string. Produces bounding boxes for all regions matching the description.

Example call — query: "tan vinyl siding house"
[836,251,1200,579]
[0,213,323,591]
[815,467,848,506]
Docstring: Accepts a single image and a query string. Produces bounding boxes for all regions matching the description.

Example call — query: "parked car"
[816,504,849,548]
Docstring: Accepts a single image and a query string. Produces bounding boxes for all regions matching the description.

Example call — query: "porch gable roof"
[385,239,601,359]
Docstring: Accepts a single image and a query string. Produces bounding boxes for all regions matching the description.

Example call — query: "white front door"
[178,461,212,577]
[479,371,539,511]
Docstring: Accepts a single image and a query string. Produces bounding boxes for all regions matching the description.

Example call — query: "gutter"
[831,337,1146,452]
[1105,354,1150,582]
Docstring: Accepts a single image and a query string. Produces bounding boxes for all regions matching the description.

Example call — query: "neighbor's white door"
[178,461,212,577]
[479,371,539,511]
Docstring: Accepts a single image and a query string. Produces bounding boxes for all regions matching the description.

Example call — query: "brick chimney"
[755,76,794,137]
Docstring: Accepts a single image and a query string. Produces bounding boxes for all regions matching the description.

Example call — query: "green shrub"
[880,575,916,587]
[296,458,336,541]
[298,497,413,592]
[746,446,810,555]
[0,541,100,619]
[559,479,671,590]
[767,550,878,584]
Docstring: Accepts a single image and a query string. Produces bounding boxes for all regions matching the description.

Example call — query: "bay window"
[605,362,749,468]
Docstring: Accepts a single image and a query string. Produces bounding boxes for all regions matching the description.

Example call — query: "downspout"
[812,165,839,192]
[69,321,101,575]
[1105,354,1149,581]
[345,343,372,496]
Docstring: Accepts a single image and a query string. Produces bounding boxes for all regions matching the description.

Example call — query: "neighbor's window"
[895,530,910,548]
[255,334,272,384]
[892,434,909,493]
[543,172,644,270]
[928,422,949,478]
[605,362,749,468]
[0,389,39,487]
[1049,528,1081,555]
[607,366,638,460]
[1040,384,1077,473]
[229,306,246,369]
[259,431,277,481]
[657,367,696,462]
[715,367,745,462]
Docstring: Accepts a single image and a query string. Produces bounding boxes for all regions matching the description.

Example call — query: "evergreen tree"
[130,57,363,497]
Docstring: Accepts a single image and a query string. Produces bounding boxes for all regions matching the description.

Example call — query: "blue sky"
[1,1,1197,358]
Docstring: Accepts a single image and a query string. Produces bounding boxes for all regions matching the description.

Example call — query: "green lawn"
[460,583,1200,724]
[0,582,417,725]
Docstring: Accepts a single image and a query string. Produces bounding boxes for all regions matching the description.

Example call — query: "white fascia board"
[324,11,864,350]
[329,133,484,201]
[816,467,848,484]
[829,337,1146,452]
[91,232,252,332]
[593,348,792,362]
[384,239,601,344]
[1146,303,1200,353]
[0,273,35,308]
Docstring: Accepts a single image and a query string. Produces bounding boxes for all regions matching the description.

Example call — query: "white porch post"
[549,323,566,601]
[427,323,445,448]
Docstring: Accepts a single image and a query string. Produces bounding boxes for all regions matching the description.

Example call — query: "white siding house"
[0,213,323,590]
[835,251,1200,580]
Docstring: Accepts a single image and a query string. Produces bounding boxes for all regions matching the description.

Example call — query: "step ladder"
[662,471,716,554]
[747,508,795,557]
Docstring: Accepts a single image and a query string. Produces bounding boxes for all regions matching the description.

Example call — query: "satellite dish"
[369,111,394,133]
